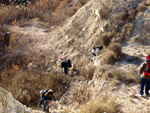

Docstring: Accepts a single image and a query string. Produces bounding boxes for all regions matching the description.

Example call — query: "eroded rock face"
[0,87,40,113]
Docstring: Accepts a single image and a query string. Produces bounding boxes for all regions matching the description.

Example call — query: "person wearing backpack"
[40,89,55,112]
[92,45,103,56]
[139,59,150,96]
[61,58,72,75]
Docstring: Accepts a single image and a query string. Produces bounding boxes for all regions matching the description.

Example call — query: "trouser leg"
[140,78,145,95]
[64,67,67,74]
[145,79,150,95]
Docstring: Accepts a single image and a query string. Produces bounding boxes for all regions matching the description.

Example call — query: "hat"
[45,89,53,96]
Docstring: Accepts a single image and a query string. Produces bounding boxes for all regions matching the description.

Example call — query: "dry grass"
[1,69,67,106]
[0,0,82,25]
[136,3,147,12]
[124,70,139,83]
[100,7,110,19]
[78,97,120,113]
[79,64,96,80]
[146,0,150,6]
[70,83,91,104]
[101,51,117,65]
[100,32,113,47]
[116,11,128,20]
[108,42,122,56]
[102,69,123,81]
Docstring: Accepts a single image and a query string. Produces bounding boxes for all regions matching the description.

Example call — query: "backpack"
[67,59,72,68]
[144,62,150,77]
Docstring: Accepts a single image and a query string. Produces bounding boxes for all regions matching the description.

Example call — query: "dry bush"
[146,0,150,6]
[78,97,120,113]
[116,11,128,20]
[100,32,113,47]
[101,51,117,65]
[102,69,123,81]
[80,0,90,6]
[70,83,90,104]
[111,69,122,80]
[124,71,139,83]
[0,0,84,25]
[108,43,122,56]
[1,70,67,106]
[136,2,147,12]
[79,64,96,80]
[99,7,110,19]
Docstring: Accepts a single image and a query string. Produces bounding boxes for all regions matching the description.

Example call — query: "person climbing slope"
[40,89,55,112]
[61,58,72,75]
[92,45,103,56]
[139,59,150,96]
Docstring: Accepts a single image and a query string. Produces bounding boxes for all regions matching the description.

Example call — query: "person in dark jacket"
[40,89,55,112]
[3,32,10,48]
[61,58,72,75]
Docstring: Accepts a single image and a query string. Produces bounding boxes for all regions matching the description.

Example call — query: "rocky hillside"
[0,87,42,113]
[1,0,150,113]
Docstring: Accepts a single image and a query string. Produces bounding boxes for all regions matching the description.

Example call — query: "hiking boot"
[135,94,144,97]
[146,93,150,97]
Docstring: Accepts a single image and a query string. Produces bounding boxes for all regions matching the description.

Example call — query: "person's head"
[47,90,53,96]
[146,59,150,63]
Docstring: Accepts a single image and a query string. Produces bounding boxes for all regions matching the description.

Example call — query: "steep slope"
[4,0,150,112]
[0,87,41,113]
[33,0,144,67]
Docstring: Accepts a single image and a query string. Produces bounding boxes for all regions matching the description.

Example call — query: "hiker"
[61,58,72,75]
[139,59,150,96]
[3,32,10,48]
[92,45,103,56]
[40,89,55,112]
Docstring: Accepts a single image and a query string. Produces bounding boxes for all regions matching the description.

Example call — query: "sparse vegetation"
[101,51,117,65]
[116,11,128,20]
[0,0,87,25]
[100,32,113,47]
[108,42,122,56]
[136,2,147,12]
[1,69,67,106]
[70,83,90,104]
[79,64,96,80]
[78,97,120,113]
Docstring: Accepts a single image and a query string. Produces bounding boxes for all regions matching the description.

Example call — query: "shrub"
[124,71,139,83]
[80,0,90,6]
[136,3,147,12]
[101,51,117,65]
[116,11,128,20]
[111,69,122,80]
[1,70,67,106]
[100,32,113,47]
[0,0,79,25]
[102,69,123,81]
[79,64,96,80]
[108,43,122,57]
[146,0,150,6]
[70,83,90,104]
[78,97,120,113]
[99,7,110,19]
